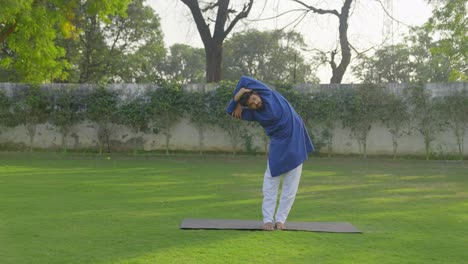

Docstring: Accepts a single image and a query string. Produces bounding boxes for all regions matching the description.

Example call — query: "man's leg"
[275,163,303,228]
[262,163,280,230]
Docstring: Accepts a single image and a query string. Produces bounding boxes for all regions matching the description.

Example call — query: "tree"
[68,0,165,83]
[353,44,413,83]
[379,91,411,159]
[439,89,468,160]
[161,44,205,84]
[309,89,341,157]
[185,90,212,155]
[180,0,254,82]
[147,82,186,155]
[0,0,130,83]
[118,95,152,156]
[122,42,167,83]
[0,90,12,136]
[353,27,452,84]
[341,84,384,158]
[86,86,120,155]
[406,27,451,83]
[404,83,444,160]
[292,0,354,83]
[50,87,84,153]
[425,0,467,81]
[223,29,318,83]
[13,86,51,152]
[208,81,245,155]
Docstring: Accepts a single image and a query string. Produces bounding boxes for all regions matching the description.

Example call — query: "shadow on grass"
[1,154,468,263]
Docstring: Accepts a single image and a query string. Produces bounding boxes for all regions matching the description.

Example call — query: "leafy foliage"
[340,84,385,158]
[86,85,120,154]
[309,89,342,156]
[161,44,205,84]
[117,94,151,156]
[0,90,12,131]
[379,90,411,159]
[404,83,445,160]
[425,0,467,81]
[437,89,468,159]
[185,90,212,154]
[50,86,85,153]
[223,29,318,83]
[13,86,51,152]
[207,80,246,155]
[147,81,186,155]
[0,0,131,83]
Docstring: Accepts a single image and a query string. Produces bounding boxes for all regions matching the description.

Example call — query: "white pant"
[262,163,303,224]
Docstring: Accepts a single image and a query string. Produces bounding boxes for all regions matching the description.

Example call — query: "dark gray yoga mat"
[180,219,361,233]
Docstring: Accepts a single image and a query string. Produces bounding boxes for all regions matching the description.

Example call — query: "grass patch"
[1,152,467,263]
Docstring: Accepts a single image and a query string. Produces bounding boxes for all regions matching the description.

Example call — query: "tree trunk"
[327,137,333,158]
[27,124,36,153]
[165,127,170,156]
[425,137,430,160]
[205,41,223,83]
[330,0,353,84]
[180,0,253,83]
[458,137,464,160]
[392,134,398,160]
[133,130,139,157]
[292,0,353,84]
[198,125,204,155]
[362,138,367,159]
[62,130,69,154]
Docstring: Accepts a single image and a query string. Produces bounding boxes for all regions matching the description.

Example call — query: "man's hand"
[234,87,252,102]
[232,103,243,119]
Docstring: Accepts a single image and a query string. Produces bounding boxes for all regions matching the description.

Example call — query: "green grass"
[1,152,467,264]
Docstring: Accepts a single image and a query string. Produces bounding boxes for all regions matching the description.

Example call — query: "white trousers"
[262,163,303,224]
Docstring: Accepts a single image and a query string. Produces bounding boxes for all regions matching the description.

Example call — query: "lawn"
[1,152,467,264]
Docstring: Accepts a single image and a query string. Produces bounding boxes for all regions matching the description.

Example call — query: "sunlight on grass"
[1,154,467,264]
[301,184,373,192]
[385,188,427,194]
[302,171,337,177]
[199,198,259,209]
[130,195,217,203]
[400,175,445,181]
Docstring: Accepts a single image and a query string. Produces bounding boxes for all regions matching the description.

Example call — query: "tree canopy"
[0,0,131,83]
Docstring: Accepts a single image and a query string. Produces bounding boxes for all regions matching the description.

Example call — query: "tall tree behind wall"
[0,0,130,83]
[292,0,354,84]
[180,0,254,83]
[425,0,467,81]
[68,0,165,83]
[223,29,319,83]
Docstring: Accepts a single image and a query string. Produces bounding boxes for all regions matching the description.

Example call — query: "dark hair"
[239,91,254,107]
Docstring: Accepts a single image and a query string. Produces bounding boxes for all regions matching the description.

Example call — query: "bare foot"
[263,222,274,231]
[275,222,285,230]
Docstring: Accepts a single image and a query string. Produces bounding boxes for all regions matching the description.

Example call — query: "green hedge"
[0,82,467,159]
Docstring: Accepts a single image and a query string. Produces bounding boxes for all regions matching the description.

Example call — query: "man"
[226,76,314,231]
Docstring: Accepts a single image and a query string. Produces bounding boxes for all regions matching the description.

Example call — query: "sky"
[145,0,434,83]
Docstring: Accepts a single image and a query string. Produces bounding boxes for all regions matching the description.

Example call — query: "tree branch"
[181,0,212,46]
[330,50,337,71]
[374,0,411,28]
[291,0,340,17]
[223,0,253,39]
[0,23,17,44]
[201,2,219,12]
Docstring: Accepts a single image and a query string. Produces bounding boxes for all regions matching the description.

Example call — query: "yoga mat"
[180,219,361,233]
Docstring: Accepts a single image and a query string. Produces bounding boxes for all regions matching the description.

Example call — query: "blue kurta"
[226,76,315,177]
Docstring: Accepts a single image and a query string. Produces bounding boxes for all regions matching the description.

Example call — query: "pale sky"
[145,0,433,83]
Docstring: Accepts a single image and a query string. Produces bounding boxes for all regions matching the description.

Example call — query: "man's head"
[239,91,264,110]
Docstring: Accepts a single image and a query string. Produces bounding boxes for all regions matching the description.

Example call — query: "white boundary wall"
[0,82,467,156]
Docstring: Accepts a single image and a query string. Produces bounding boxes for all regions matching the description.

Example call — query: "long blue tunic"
[226,76,315,177]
